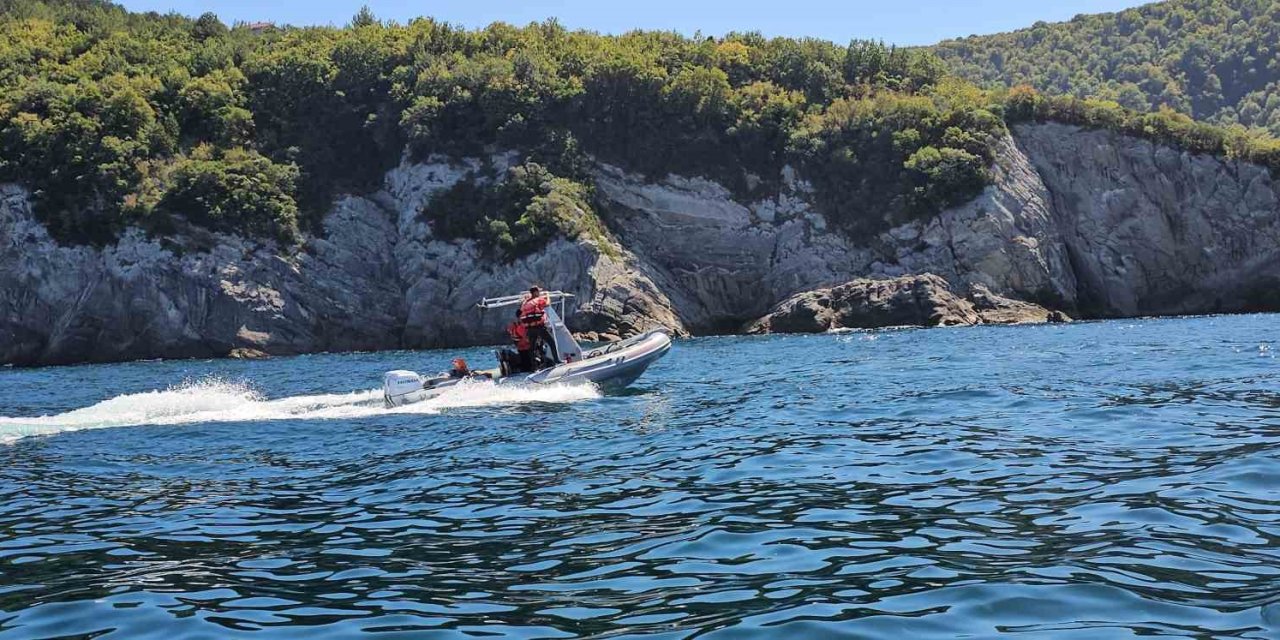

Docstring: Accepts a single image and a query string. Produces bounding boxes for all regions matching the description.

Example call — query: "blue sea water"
[1,315,1279,639]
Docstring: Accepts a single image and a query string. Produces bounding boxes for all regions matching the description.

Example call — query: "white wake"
[0,377,600,444]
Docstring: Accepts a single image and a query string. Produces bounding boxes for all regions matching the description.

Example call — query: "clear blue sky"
[118,0,1152,46]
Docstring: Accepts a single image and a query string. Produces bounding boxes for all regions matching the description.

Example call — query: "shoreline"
[4,310,1274,371]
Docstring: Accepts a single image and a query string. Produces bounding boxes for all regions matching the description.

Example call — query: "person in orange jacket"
[447,357,492,380]
[507,311,535,372]
[448,357,471,378]
[519,285,558,365]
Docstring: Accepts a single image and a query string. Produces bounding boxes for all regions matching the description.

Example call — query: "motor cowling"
[383,370,424,400]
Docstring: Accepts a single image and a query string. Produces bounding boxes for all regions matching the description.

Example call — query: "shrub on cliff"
[0,71,172,243]
[1002,85,1280,172]
[788,82,1002,233]
[158,146,300,242]
[422,162,606,261]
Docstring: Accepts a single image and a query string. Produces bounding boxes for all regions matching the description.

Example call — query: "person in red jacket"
[519,285,558,365]
[507,312,535,373]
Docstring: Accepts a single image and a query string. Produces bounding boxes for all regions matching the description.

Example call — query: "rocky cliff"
[602,122,1280,331]
[2,123,1277,365]
[0,157,682,366]
[1015,123,1280,316]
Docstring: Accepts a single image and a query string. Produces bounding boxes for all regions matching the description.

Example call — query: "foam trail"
[0,377,600,444]
[396,378,601,415]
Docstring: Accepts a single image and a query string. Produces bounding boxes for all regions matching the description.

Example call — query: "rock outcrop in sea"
[744,274,1069,334]
[2,123,1278,365]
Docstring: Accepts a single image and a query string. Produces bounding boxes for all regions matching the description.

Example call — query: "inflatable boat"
[383,292,672,408]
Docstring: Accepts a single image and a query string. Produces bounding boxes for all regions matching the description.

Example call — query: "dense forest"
[934,0,1280,136]
[0,0,1277,256]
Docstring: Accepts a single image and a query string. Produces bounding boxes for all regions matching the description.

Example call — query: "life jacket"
[519,296,549,328]
[508,322,532,351]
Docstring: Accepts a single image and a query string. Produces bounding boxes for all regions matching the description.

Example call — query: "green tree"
[0,0,1275,252]
[192,12,226,41]
[351,5,378,29]
[160,146,300,242]
[934,0,1280,136]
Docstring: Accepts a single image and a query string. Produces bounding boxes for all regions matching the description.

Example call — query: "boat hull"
[384,330,672,408]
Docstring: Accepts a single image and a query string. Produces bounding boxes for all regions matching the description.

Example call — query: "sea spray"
[0,376,601,443]
[404,377,601,414]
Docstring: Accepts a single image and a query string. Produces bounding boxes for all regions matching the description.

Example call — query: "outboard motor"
[383,370,424,407]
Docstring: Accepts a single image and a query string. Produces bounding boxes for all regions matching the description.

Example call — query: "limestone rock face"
[595,163,869,331]
[594,132,1080,330]
[744,274,1066,334]
[1012,123,1280,316]
[869,133,1079,308]
[0,188,408,365]
[0,156,685,365]
[598,124,1279,329]
[2,122,1277,366]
